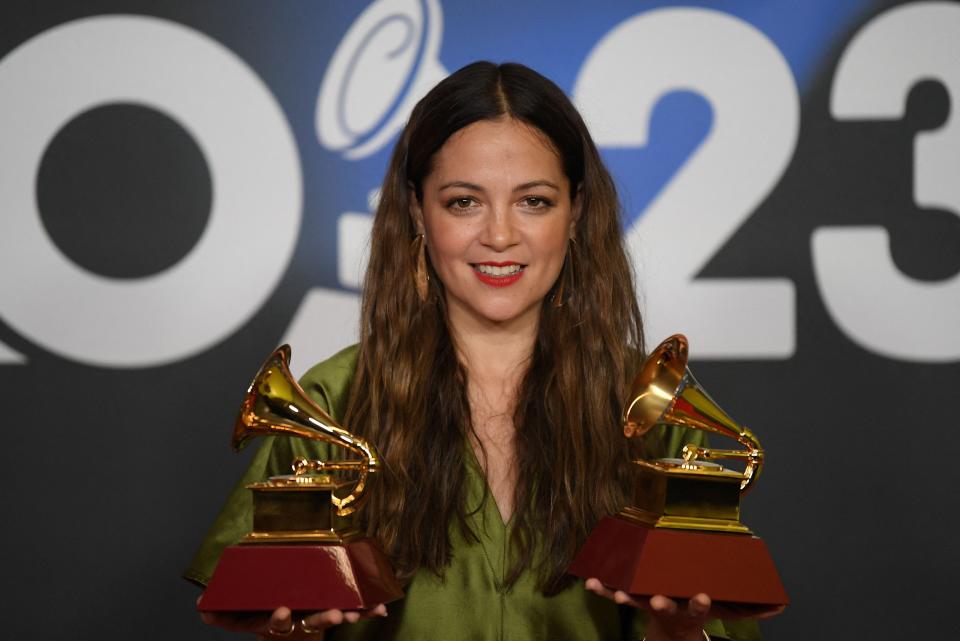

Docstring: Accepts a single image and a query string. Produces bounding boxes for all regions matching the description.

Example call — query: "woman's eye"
[447,197,476,211]
[522,196,552,209]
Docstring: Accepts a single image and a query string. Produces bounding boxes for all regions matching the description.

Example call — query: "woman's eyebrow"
[438,180,484,192]
[437,180,560,192]
[514,180,559,192]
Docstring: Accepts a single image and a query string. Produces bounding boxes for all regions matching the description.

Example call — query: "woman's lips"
[472,262,525,287]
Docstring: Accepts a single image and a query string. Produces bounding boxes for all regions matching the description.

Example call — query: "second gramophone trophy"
[197,346,404,613]
[569,335,789,610]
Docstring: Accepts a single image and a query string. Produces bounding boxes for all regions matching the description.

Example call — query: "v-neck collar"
[465,439,516,527]
[464,442,512,587]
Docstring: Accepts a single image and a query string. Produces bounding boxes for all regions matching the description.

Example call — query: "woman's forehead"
[425,118,566,189]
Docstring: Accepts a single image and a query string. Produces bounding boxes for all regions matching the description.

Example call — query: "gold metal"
[621,459,752,534]
[300,618,326,635]
[623,334,763,493]
[243,472,357,543]
[413,234,429,302]
[244,529,363,544]
[233,345,380,518]
[268,621,295,637]
[552,237,575,308]
[291,456,369,475]
[619,507,752,534]
[619,334,766,533]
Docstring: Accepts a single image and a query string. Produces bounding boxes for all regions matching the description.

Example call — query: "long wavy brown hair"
[344,61,646,594]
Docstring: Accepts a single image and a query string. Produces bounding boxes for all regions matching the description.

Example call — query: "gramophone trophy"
[197,345,404,613]
[569,335,788,610]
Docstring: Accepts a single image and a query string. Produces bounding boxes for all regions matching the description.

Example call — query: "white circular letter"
[0,15,302,367]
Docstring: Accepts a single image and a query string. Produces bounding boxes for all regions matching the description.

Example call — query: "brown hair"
[344,61,645,594]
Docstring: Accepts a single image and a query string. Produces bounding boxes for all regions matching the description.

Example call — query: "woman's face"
[412,117,579,332]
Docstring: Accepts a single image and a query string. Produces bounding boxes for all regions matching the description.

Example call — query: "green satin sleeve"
[182,345,359,586]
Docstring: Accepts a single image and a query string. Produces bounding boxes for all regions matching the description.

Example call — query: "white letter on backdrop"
[818,2,960,362]
[575,8,799,358]
[0,15,301,367]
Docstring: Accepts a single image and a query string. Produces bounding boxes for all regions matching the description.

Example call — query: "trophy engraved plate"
[569,335,789,610]
[197,346,404,612]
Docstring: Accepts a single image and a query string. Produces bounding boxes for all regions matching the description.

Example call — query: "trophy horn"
[232,345,379,516]
[622,334,764,493]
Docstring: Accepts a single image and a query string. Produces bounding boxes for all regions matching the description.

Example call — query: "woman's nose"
[481,206,519,251]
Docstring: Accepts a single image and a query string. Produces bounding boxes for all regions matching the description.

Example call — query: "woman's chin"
[464,304,544,329]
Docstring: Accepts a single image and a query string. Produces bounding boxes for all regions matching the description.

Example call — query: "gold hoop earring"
[412,233,429,302]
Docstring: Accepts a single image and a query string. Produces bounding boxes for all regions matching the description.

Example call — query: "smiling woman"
[413,118,579,332]
[188,61,761,641]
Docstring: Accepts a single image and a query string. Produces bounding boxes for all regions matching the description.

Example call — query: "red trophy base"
[197,539,404,612]
[569,516,789,610]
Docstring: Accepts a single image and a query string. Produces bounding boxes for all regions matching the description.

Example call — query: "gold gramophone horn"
[622,334,764,493]
[233,345,379,516]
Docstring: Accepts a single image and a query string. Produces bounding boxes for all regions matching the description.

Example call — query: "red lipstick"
[472,262,525,287]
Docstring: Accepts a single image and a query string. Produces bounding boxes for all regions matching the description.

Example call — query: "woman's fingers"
[643,593,712,641]
[301,609,344,630]
[584,578,628,605]
[648,594,677,615]
[266,607,295,635]
[612,590,644,609]
[646,593,713,623]
[586,579,785,625]
[202,599,388,640]
[585,579,648,610]
[686,593,711,618]
[586,581,715,622]
[300,604,386,630]
[584,578,614,600]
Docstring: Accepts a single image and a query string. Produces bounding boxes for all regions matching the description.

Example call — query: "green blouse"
[185,346,760,641]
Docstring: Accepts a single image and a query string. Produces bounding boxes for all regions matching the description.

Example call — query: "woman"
[187,61,762,641]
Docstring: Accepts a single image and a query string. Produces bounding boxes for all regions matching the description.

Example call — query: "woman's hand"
[585,579,709,641]
[198,597,388,640]
[585,578,785,640]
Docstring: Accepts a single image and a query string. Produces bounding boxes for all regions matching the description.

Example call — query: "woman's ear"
[409,183,425,234]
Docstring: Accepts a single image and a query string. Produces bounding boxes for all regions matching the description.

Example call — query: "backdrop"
[1,1,957,639]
